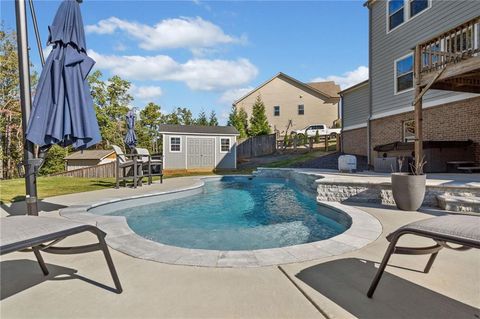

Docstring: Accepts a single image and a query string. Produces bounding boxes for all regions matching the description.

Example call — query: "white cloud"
[218,87,254,105]
[311,66,368,89]
[88,50,258,91]
[86,16,244,51]
[130,84,163,101]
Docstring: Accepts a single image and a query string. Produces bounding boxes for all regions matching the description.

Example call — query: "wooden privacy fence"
[237,134,276,159]
[51,161,122,178]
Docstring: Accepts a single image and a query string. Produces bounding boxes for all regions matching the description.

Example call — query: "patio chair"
[111,145,143,188]
[134,147,163,184]
[0,216,122,293]
[367,214,479,298]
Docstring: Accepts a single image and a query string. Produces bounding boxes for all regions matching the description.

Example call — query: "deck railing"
[419,16,480,74]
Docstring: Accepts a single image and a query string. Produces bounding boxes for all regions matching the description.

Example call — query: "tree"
[138,102,163,152]
[249,95,270,136]
[0,28,37,179]
[163,107,194,125]
[196,110,209,126]
[39,145,69,175]
[227,106,247,138]
[208,110,218,126]
[314,130,320,143]
[88,71,132,148]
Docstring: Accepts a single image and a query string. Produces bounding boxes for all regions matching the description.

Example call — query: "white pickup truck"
[292,124,341,138]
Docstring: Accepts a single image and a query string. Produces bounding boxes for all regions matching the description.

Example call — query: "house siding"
[370,0,480,117]
[341,82,370,129]
[235,76,338,134]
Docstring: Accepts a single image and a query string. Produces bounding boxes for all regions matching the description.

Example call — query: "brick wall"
[370,96,480,164]
[342,127,368,156]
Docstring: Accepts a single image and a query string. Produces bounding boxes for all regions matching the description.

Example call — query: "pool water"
[107,176,351,250]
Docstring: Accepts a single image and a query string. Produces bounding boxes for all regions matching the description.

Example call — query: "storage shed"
[64,150,116,171]
[159,124,239,171]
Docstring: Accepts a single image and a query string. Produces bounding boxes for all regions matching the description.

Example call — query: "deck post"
[413,45,423,171]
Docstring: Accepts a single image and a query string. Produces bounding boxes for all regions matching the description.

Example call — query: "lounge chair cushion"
[389,215,480,245]
[0,216,91,255]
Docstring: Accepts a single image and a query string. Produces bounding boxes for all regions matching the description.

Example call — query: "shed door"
[187,138,215,168]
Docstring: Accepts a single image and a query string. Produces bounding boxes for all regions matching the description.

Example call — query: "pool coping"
[60,175,382,268]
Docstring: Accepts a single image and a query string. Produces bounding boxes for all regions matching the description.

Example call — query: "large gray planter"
[391,173,426,211]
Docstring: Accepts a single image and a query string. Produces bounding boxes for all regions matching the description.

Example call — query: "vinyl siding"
[342,82,370,129]
[163,134,236,170]
[370,0,480,117]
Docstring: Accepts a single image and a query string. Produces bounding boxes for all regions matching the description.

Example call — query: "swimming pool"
[100,176,351,250]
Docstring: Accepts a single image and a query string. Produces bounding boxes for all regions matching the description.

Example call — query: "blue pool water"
[107,176,351,250]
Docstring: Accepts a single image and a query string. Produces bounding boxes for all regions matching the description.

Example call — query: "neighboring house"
[64,150,116,171]
[233,72,340,135]
[341,0,480,168]
[160,124,239,171]
[340,80,369,156]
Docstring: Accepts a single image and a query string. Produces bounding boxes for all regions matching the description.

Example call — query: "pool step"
[436,194,480,213]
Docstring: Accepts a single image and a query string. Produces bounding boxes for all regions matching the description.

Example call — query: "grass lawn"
[1,149,334,204]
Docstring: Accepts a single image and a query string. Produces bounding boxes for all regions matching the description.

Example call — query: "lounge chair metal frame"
[367,222,479,298]
[1,218,123,294]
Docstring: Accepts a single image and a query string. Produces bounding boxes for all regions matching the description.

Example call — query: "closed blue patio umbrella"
[124,111,137,149]
[26,0,101,150]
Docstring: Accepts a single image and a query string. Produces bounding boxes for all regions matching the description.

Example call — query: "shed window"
[220,138,230,152]
[274,106,280,116]
[409,0,428,18]
[388,0,404,31]
[170,137,181,152]
[298,105,304,115]
[395,54,414,93]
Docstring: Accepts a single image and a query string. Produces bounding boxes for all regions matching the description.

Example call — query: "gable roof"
[158,124,239,135]
[307,81,341,97]
[65,150,114,161]
[233,72,340,105]
[338,80,369,95]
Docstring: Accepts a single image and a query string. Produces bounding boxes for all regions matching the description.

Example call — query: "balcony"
[417,16,480,92]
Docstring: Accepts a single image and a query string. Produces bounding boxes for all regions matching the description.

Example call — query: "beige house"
[64,150,116,171]
[233,72,340,134]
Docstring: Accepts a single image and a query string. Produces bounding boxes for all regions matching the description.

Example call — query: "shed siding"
[370,0,480,117]
[342,83,370,129]
[164,134,187,169]
[163,134,236,170]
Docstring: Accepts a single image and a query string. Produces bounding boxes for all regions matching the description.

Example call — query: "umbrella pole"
[15,0,38,216]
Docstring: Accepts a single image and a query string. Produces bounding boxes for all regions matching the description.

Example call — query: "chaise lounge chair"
[0,216,122,293]
[367,214,479,298]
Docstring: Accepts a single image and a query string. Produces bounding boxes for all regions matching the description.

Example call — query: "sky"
[1,0,369,123]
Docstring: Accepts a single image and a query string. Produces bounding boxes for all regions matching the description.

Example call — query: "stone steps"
[436,195,480,213]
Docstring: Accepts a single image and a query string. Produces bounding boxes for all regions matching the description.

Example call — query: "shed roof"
[159,124,239,135]
[64,150,114,160]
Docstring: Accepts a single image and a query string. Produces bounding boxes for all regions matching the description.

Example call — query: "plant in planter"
[391,156,427,211]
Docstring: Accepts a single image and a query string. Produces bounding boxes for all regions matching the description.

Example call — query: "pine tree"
[249,95,270,136]
[208,110,219,126]
[196,110,209,126]
[227,106,247,138]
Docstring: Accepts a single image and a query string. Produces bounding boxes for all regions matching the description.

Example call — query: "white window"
[395,54,414,94]
[220,138,230,153]
[387,0,431,33]
[403,120,415,142]
[298,104,304,115]
[170,136,181,152]
[274,106,280,116]
[409,0,429,18]
[388,0,404,31]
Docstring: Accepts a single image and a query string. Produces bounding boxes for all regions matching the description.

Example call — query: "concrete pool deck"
[1,174,479,318]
